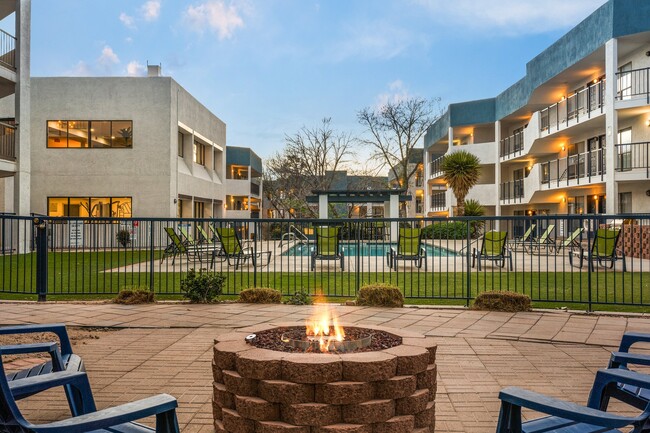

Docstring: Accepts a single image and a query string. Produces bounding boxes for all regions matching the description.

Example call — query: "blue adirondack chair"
[496,368,650,432]
[0,348,180,433]
[606,332,650,411]
[0,324,91,416]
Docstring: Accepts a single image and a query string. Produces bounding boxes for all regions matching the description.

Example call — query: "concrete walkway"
[2,302,650,432]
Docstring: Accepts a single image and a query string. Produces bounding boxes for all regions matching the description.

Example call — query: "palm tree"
[441,150,481,216]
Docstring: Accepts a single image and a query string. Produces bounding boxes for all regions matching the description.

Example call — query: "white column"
[494,121,502,217]
[447,126,454,216]
[318,194,328,219]
[389,193,399,242]
[605,38,618,214]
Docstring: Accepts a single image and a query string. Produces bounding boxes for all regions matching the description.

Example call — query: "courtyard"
[3,301,650,432]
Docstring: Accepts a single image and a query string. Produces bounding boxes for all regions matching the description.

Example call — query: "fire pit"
[212,304,437,433]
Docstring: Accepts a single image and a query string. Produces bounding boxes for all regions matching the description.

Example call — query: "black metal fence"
[0,214,649,310]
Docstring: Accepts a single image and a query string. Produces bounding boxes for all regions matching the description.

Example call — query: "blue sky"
[25,0,607,163]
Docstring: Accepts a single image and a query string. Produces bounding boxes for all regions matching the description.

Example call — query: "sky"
[20,0,608,164]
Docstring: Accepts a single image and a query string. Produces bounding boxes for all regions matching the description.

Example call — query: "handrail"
[616,67,650,103]
[500,131,524,159]
[615,141,650,178]
[541,148,606,187]
[429,156,444,178]
[0,29,16,70]
[540,80,605,133]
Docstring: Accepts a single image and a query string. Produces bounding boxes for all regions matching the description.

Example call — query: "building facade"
[425,0,650,224]
[225,146,263,219]
[387,148,425,218]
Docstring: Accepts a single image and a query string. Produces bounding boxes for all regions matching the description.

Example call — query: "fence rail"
[1,214,649,311]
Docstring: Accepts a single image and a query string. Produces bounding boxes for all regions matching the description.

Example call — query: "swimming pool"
[281,242,456,257]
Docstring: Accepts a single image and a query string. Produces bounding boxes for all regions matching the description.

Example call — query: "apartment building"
[387,148,425,217]
[226,146,263,219]
[425,0,650,225]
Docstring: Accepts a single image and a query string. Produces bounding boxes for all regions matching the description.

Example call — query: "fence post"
[149,220,155,292]
[465,218,472,308]
[586,215,593,312]
[34,218,48,302]
[253,220,258,288]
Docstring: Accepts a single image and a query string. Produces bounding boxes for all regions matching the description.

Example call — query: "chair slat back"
[521,224,536,242]
[562,227,584,247]
[164,228,187,253]
[481,231,507,256]
[315,227,340,256]
[538,224,555,243]
[593,228,620,258]
[178,226,195,244]
[196,226,212,244]
[216,227,243,255]
[398,228,422,256]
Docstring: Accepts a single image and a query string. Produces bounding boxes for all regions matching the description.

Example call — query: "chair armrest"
[499,386,640,429]
[0,342,58,356]
[619,332,650,352]
[588,368,650,409]
[30,394,178,433]
[9,370,88,397]
[610,351,650,368]
[0,324,73,356]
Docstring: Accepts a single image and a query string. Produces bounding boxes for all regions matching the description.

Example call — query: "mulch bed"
[247,326,402,354]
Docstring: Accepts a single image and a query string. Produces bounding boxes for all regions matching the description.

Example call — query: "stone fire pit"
[212,323,437,433]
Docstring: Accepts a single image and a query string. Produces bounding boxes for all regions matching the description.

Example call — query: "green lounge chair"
[196,225,214,245]
[555,227,584,252]
[161,227,211,265]
[311,226,344,271]
[525,224,556,254]
[387,227,426,271]
[178,226,202,246]
[214,226,271,270]
[569,227,626,272]
[508,223,536,252]
[472,231,512,271]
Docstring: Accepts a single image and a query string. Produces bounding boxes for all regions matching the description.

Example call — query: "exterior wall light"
[646,119,650,127]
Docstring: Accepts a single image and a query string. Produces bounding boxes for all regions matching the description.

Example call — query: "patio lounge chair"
[495,368,650,433]
[606,332,650,410]
[0,348,180,433]
[387,227,426,271]
[214,226,271,270]
[569,228,626,272]
[507,223,536,252]
[1,324,91,416]
[161,227,206,265]
[554,227,584,253]
[524,224,555,254]
[311,226,344,271]
[472,231,512,271]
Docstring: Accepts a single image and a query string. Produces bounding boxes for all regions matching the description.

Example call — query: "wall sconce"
[594,195,598,200]
[646,119,650,127]
[561,144,566,152]
[562,196,566,203]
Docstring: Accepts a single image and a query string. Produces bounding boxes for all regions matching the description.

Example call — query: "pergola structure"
[306,189,411,242]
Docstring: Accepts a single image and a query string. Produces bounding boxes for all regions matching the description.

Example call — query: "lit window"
[193,141,205,165]
[48,120,133,148]
[47,197,133,217]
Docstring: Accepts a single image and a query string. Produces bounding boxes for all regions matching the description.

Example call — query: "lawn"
[1,251,649,312]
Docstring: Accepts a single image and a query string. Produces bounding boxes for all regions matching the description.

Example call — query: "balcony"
[430,192,446,212]
[500,180,524,204]
[541,148,605,188]
[539,80,605,134]
[251,181,260,196]
[500,131,523,159]
[0,121,15,161]
[428,156,443,179]
[616,67,649,104]
[0,29,15,70]
[615,142,649,178]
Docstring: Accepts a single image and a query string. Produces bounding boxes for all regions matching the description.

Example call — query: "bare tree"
[357,97,441,189]
[265,118,355,218]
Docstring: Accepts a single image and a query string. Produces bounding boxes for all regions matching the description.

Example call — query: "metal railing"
[429,156,443,179]
[0,129,15,161]
[1,213,650,311]
[541,148,606,187]
[251,182,260,196]
[616,67,650,103]
[430,192,446,211]
[0,29,16,70]
[500,179,524,203]
[540,80,605,133]
[615,142,650,178]
[500,131,524,159]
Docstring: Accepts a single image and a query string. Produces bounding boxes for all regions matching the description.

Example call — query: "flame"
[305,297,345,352]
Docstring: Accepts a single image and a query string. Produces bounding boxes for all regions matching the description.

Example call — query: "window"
[48,120,132,148]
[178,132,184,157]
[618,62,632,100]
[227,165,249,180]
[619,192,632,213]
[47,197,132,218]
[193,141,205,165]
[194,201,205,218]
[617,128,632,170]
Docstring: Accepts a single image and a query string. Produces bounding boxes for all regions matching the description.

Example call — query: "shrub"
[284,291,313,305]
[464,199,485,238]
[356,283,404,308]
[238,287,282,304]
[472,291,532,312]
[115,286,154,304]
[116,229,131,247]
[180,268,226,303]
[422,221,467,240]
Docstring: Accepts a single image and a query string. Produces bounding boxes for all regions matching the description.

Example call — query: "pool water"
[281,242,456,257]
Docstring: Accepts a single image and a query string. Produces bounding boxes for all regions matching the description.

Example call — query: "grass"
[0,251,649,312]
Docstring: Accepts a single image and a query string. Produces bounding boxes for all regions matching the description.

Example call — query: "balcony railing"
[430,192,446,211]
[429,156,443,178]
[500,179,524,203]
[0,29,16,70]
[500,131,524,159]
[540,80,605,133]
[615,142,650,178]
[616,67,650,103]
[251,182,260,196]
[541,148,605,187]
[0,121,16,161]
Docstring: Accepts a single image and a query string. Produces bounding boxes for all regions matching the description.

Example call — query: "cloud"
[126,61,146,76]
[376,80,412,108]
[327,22,419,62]
[141,0,161,21]
[98,46,120,67]
[119,12,136,29]
[65,61,93,77]
[412,0,607,35]
[185,1,245,39]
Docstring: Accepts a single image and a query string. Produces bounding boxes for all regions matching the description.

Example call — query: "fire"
[305,298,345,352]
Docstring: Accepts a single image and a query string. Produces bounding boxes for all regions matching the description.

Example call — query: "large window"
[47,120,132,148]
[193,141,205,165]
[48,197,132,218]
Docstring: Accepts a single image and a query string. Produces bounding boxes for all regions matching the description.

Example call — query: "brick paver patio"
[3,301,650,432]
